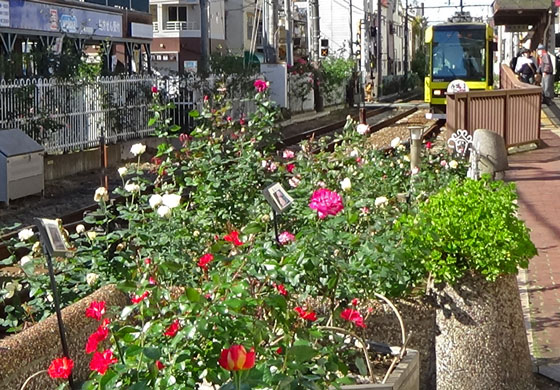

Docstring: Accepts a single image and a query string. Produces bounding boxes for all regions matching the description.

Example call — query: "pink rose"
[254,79,268,92]
[309,188,344,219]
[278,231,295,245]
[283,150,295,159]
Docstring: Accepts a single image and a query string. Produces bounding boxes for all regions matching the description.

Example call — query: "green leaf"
[288,345,316,363]
[143,347,161,360]
[99,369,118,389]
[186,287,201,303]
[355,356,367,376]
[129,381,149,390]
[189,110,200,118]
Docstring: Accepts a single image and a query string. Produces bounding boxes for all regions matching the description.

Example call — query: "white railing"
[0,76,195,154]
[153,21,159,32]
[165,21,199,31]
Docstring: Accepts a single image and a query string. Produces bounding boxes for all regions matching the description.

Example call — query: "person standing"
[515,49,537,84]
[537,44,555,104]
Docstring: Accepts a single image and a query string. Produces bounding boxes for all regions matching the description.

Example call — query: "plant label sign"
[263,183,293,214]
[35,218,71,258]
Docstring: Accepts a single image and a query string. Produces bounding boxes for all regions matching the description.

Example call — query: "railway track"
[0,106,442,262]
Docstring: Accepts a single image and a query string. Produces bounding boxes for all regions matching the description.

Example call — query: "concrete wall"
[44,136,164,181]
[0,285,128,390]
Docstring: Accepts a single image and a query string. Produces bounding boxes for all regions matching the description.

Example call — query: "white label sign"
[0,0,9,28]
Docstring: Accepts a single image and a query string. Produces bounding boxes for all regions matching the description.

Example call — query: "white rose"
[18,228,34,241]
[356,123,369,135]
[403,155,410,162]
[75,224,85,234]
[118,167,127,177]
[375,196,388,207]
[86,231,97,240]
[162,193,181,209]
[157,205,171,218]
[124,183,140,193]
[130,143,146,156]
[390,137,401,148]
[289,176,301,188]
[340,177,352,192]
[411,166,420,175]
[449,160,459,169]
[350,149,359,158]
[32,241,41,253]
[149,194,163,209]
[20,256,32,267]
[94,187,109,202]
[86,273,99,286]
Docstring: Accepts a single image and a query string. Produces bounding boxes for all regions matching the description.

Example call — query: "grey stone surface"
[0,284,128,390]
[430,273,537,390]
[473,129,509,175]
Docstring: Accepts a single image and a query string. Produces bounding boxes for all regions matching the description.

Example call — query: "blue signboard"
[7,0,122,38]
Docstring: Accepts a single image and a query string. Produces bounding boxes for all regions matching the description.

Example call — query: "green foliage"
[397,176,537,284]
[411,47,427,79]
[319,56,355,98]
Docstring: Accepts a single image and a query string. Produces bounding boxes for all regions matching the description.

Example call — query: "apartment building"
[149,0,226,74]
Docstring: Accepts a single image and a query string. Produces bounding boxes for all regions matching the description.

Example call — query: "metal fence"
[0,76,195,154]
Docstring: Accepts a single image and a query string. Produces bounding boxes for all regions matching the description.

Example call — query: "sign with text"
[8,1,122,38]
[0,0,9,27]
[263,183,293,214]
[505,25,529,32]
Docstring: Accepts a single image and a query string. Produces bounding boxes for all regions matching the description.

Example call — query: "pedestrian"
[515,49,536,84]
[537,43,555,104]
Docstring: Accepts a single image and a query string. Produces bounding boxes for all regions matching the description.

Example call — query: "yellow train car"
[424,23,495,112]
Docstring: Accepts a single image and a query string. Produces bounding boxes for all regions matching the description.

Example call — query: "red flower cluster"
[198,253,214,270]
[85,301,106,321]
[309,188,344,219]
[163,319,180,337]
[48,357,74,379]
[294,307,317,322]
[254,79,268,93]
[224,231,244,246]
[218,345,256,371]
[90,349,118,375]
[275,283,288,296]
[340,308,366,328]
[131,291,150,304]
[86,319,110,354]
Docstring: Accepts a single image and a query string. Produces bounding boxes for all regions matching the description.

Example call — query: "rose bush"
[2,77,485,390]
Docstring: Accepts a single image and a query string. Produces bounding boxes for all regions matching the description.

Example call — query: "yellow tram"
[424,22,495,111]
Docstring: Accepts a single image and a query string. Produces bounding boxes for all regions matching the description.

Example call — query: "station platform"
[507,101,560,382]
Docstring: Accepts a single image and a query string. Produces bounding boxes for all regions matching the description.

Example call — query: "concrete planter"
[341,349,420,390]
[0,284,128,390]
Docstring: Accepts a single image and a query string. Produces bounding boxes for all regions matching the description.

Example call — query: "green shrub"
[397,176,537,284]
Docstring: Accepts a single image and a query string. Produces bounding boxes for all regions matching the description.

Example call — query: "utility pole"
[269,0,278,62]
[404,0,409,73]
[309,0,320,61]
[376,0,382,98]
[349,0,354,57]
[200,0,209,75]
[285,0,293,65]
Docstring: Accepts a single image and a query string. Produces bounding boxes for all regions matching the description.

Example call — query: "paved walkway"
[507,105,560,380]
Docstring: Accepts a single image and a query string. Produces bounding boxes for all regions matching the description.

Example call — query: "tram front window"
[432,28,486,81]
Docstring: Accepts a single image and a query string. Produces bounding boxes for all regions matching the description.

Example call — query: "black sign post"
[262,183,294,245]
[34,218,75,390]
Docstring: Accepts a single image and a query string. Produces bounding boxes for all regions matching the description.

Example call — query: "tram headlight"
[433,89,443,96]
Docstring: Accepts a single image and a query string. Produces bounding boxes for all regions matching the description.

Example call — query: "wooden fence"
[446,64,541,147]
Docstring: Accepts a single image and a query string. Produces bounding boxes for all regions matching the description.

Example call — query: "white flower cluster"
[149,193,182,218]
[130,143,146,157]
[18,228,34,241]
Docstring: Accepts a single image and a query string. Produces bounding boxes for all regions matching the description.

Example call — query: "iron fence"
[0,76,195,154]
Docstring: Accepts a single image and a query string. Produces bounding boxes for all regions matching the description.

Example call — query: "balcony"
[165,21,199,31]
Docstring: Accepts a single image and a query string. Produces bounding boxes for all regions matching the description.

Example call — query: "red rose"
[151,86,158,94]
[340,308,366,328]
[89,349,118,375]
[286,163,295,173]
[254,79,268,93]
[198,253,214,270]
[85,319,110,354]
[351,298,359,306]
[85,301,106,321]
[144,257,152,265]
[155,360,165,370]
[131,291,150,304]
[425,141,432,149]
[275,284,288,296]
[276,347,283,354]
[163,319,180,337]
[294,307,317,322]
[224,231,244,246]
[48,357,74,379]
[218,345,256,371]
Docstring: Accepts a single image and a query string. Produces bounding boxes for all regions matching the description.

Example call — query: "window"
[168,6,187,22]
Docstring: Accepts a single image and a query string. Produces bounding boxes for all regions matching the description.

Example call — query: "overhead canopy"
[492,0,550,25]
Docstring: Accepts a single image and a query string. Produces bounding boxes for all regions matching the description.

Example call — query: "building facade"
[149,0,226,74]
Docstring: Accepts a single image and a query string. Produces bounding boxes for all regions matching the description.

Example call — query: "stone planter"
[0,284,128,390]
[341,349,420,390]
